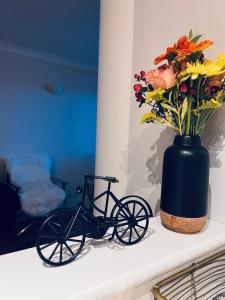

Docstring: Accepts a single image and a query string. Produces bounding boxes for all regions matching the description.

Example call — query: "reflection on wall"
[0,50,97,196]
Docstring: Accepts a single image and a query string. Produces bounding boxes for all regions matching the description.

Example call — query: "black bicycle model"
[36,175,153,266]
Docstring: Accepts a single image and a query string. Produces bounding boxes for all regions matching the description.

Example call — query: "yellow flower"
[202,99,221,109]
[193,99,221,114]
[145,88,165,104]
[216,53,225,68]
[178,60,224,81]
[139,111,178,131]
[139,112,158,124]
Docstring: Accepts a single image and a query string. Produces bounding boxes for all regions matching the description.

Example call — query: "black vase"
[160,135,209,233]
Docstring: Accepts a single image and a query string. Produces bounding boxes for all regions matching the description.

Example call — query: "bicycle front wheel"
[36,209,85,266]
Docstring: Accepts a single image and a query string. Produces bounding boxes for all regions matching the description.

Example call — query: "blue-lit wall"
[0,50,97,196]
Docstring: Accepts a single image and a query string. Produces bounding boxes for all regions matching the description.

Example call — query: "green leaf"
[168,90,173,102]
[181,98,188,121]
[188,29,193,39]
[161,103,178,114]
[165,111,172,123]
[190,34,203,43]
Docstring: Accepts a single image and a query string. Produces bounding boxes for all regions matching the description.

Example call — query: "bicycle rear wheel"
[115,200,149,245]
[36,209,85,266]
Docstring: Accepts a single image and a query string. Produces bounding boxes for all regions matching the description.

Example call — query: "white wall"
[0,50,97,196]
[97,0,225,223]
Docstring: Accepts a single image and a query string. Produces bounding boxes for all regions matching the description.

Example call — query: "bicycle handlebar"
[85,175,119,183]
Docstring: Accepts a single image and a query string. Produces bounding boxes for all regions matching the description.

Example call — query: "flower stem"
[195,115,201,135]
[186,96,192,136]
[194,78,202,135]
[197,109,215,135]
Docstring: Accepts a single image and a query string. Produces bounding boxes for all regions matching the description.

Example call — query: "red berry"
[133,84,142,92]
[135,92,141,98]
[180,83,188,93]
[134,74,139,79]
[140,71,145,77]
[135,92,142,101]
[189,88,196,96]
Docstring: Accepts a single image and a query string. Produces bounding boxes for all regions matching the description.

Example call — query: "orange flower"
[177,40,213,58]
[176,36,190,50]
[154,36,188,64]
[154,35,213,65]
[154,44,178,65]
[154,53,168,65]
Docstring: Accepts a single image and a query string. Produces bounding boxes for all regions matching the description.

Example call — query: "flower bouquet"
[133,31,225,233]
[134,30,225,136]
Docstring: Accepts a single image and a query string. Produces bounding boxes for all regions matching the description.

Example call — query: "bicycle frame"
[62,175,150,240]
[81,176,129,219]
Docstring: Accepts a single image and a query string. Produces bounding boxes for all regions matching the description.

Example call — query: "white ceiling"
[0,0,100,70]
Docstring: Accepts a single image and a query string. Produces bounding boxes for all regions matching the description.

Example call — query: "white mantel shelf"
[1,217,225,300]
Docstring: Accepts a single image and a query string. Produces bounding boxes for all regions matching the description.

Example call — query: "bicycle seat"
[104,176,119,183]
[85,175,119,183]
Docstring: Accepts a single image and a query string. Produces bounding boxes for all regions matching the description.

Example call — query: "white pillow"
[5,155,52,186]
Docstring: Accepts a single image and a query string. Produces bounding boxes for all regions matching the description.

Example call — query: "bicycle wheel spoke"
[136,207,144,217]
[125,204,132,217]
[64,242,75,256]
[120,226,129,238]
[49,243,59,261]
[134,226,140,238]
[118,204,130,218]
[132,202,136,216]
[47,222,59,235]
[117,216,127,222]
[129,227,133,243]
[119,210,127,218]
[116,221,130,228]
[136,224,145,230]
[49,221,62,229]
[117,213,129,223]
[59,244,63,263]
[67,238,82,243]
[135,215,148,222]
[40,240,57,250]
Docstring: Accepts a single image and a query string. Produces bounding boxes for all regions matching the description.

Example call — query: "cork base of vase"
[160,210,207,234]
